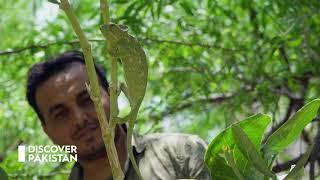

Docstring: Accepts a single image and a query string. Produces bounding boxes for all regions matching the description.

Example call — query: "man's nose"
[71,107,89,128]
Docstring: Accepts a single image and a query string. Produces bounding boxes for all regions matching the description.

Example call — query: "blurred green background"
[0,0,319,179]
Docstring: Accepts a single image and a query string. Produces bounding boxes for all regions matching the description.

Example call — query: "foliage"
[205,99,320,179]
[262,99,320,160]
[0,0,319,179]
[0,166,8,180]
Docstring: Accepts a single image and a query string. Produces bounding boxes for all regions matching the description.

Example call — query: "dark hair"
[26,50,109,123]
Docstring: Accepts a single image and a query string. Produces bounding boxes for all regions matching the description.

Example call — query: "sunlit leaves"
[232,124,276,179]
[205,114,271,179]
[206,99,320,179]
[262,99,320,159]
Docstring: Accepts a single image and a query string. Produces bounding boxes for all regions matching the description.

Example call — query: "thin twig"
[0,37,243,56]
[141,37,242,52]
[0,39,101,56]
[144,92,240,134]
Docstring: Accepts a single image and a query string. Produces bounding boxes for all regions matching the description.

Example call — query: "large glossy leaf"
[262,99,320,159]
[232,124,276,179]
[222,147,245,180]
[205,113,271,179]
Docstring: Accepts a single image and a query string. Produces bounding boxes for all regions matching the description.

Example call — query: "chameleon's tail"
[127,107,144,180]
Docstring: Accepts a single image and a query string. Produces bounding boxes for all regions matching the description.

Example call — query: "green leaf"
[179,0,194,16]
[283,143,314,180]
[205,113,271,179]
[263,99,320,158]
[0,166,8,180]
[231,124,276,179]
[222,146,245,180]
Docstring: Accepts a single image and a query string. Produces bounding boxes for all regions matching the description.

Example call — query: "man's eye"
[82,96,93,105]
[54,110,66,119]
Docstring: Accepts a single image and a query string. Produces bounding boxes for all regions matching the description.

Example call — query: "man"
[26,50,211,180]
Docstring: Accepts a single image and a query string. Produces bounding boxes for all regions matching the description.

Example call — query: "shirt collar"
[131,133,146,153]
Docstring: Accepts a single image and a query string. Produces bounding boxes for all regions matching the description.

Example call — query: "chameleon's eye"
[118,24,128,32]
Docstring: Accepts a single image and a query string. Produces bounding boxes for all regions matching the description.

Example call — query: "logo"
[18,145,77,163]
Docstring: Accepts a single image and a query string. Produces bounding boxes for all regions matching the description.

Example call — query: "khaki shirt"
[69,133,211,180]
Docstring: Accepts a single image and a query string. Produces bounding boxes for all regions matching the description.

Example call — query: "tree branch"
[0,37,243,56]
[143,90,251,134]
[270,87,301,100]
[0,39,102,56]
[302,129,311,145]
[272,155,300,173]
[142,37,242,52]
[279,45,291,73]
[164,94,236,116]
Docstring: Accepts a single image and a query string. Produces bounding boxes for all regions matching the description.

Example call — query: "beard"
[75,128,107,161]
[77,140,107,161]
[73,124,124,162]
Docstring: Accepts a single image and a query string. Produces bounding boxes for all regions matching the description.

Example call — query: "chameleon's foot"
[116,86,121,97]
[85,83,99,102]
[112,116,128,124]
[108,83,121,97]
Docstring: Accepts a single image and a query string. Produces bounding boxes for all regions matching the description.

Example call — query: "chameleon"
[100,23,148,180]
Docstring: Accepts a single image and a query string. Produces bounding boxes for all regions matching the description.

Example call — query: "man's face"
[35,62,110,159]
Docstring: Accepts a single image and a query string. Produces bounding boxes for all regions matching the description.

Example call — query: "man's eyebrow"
[48,104,65,116]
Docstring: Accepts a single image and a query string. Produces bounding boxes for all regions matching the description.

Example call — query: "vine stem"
[100,0,110,24]
[100,0,144,179]
[99,0,124,178]
[59,0,124,179]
